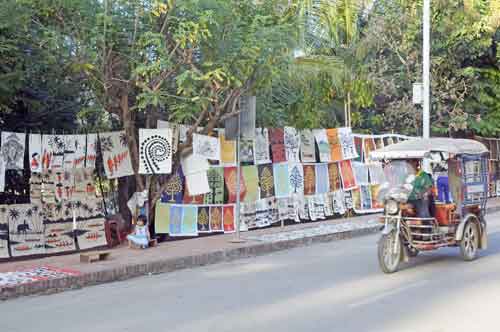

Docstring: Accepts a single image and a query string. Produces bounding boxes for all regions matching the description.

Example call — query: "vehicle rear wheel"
[460,221,479,261]
[378,232,402,273]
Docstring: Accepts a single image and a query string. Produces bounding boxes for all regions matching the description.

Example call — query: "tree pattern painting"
[289,165,304,194]
[258,165,275,198]
[303,165,316,195]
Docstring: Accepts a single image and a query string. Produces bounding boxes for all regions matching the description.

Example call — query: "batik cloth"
[313,129,331,162]
[315,163,330,194]
[99,131,134,179]
[339,160,357,190]
[220,133,236,165]
[161,168,185,203]
[352,161,369,185]
[338,127,358,160]
[209,206,223,232]
[328,163,342,191]
[288,163,305,195]
[203,167,224,204]
[258,164,275,199]
[1,132,26,170]
[223,205,236,233]
[326,128,343,162]
[224,166,247,203]
[303,164,316,195]
[139,128,173,174]
[29,134,43,173]
[269,128,286,163]
[254,128,272,164]
[242,165,259,202]
[299,129,316,163]
[193,133,220,161]
[273,163,291,198]
[154,202,170,234]
[284,127,301,162]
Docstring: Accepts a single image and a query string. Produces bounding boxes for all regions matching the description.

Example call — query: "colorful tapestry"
[220,133,236,165]
[168,205,184,236]
[193,133,220,161]
[360,185,373,210]
[288,163,304,195]
[29,134,42,173]
[209,206,223,232]
[44,221,76,254]
[72,167,96,200]
[371,185,384,209]
[315,163,330,194]
[99,131,134,179]
[1,132,26,170]
[273,163,290,198]
[255,199,272,228]
[197,206,210,233]
[241,202,257,229]
[139,128,172,174]
[368,163,386,185]
[254,128,271,164]
[1,205,43,257]
[223,205,236,233]
[338,127,358,160]
[224,167,247,203]
[180,206,198,236]
[339,160,356,190]
[313,129,331,162]
[204,167,224,204]
[352,161,369,185]
[242,166,259,202]
[0,266,80,288]
[352,188,361,211]
[332,190,346,215]
[284,127,301,162]
[269,128,286,163]
[344,190,354,209]
[323,193,334,217]
[30,173,43,203]
[183,184,204,204]
[353,136,363,162]
[303,164,316,195]
[63,135,86,169]
[258,164,275,198]
[76,217,107,250]
[300,129,316,163]
[85,134,98,168]
[363,137,376,162]
[154,202,170,234]
[42,134,65,170]
[326,128,343,162]
[240,140,255,163]
[161,168,185,203]
[328,163,342,191]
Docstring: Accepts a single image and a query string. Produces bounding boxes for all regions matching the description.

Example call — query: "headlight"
[385,200,399,215]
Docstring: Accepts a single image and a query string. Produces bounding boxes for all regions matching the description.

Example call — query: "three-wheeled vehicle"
[370,138,489,273]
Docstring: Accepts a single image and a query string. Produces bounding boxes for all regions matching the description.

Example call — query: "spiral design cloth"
[139,129,173,174]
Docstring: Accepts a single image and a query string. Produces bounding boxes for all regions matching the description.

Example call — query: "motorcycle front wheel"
[378,232,403,274]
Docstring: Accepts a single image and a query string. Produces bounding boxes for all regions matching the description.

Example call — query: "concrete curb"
[1,204,498,301]
[0,224,380,301]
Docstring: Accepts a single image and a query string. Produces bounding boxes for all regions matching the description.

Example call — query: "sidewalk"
[1,198,499,300]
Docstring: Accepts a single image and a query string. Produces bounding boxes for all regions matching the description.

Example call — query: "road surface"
[2,210,500,332]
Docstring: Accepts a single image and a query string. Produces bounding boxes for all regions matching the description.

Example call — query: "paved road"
[2,211,500,332]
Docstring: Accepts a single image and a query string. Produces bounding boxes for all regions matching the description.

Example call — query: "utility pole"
[422,0,431,138]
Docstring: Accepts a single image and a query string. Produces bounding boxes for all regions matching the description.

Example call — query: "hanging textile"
[29,134,43,173]
[197,206,210,233]
[352,161,369,185]
[209,206,224,232]
[85,134,98,168]
[328,163,342,191]
[363,137,376,163]
[5,204,45,257]
[360,185,373,211]
[183,184,204,204]
[308,195,325,221]
[273,163,291,198]
[313,129,331,162]
[258,164,275,199]
[154,202,170,234]
[29,173,42,203]
[323,193,334,217]
[254,128,272,164]
[326,128,343,162]
[241,202,257,229]
[315,163,330,194]
[223,205,236,233]
[99,131,134,179]
[339,160,357,190]
[0,207,9,258]
[42,134,65,170]
[224,166,247,203]
[353,136,363,162]
[63,135,86,169]
[157,120,179,154]
[277,197,294,221]
[242,165,259,202]
[220,133,236,166]
[255,198,272,227]
[139,128,173,174]
[288,163,304,195]
[204,167,225,204]
[181,152,210,196]
[76,202,107,251]
[193,133,220,161]
[180,206,198,236]
[161,168,185,203]
[269,128,286,163]
[179,124,190,143]
[338,127,358,160]
[1,132,26,170]
[344,190,354,209]
[371,185,384,209]
[300,129,316,163]
[168,205,183,236]
[368,163,386,185]
[303,164,316,195]
[0,158,5,193]
[284,127,301,162]
[239,140,255,164]
[332,190,347,215]
[185,172,210,197]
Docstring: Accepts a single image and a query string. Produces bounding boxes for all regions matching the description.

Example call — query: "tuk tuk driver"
[406,158,434,218]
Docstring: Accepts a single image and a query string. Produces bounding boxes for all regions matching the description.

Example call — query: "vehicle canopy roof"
[369,137,488,161]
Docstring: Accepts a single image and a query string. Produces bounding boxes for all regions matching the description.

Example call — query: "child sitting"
[127,215,150,249]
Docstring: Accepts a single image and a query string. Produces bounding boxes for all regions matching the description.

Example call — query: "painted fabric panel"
[139,128,172,174]
[161,168,185,203]
[254,128,271,165]
[288,163,304,195]
[76,217,107,250]
[85,134,98,168]
[352,161,369,185]
[1,132,26,170]
[313,129,331,162]
[99,131,134,179]
[197,206,210,233]
[239,140,255,164]
[258,164,275,199]
[29,134,42,173]
[242,166,259,202]
[193,134,220,161]
[371,185,384,209]
[328,163,342,191]
[344,190,354,209]
[223,205,236,233]
[4,204,44,257]
[185,172,210,196]
[220,133,236,165]
[224,166,247,203]
[315,163,330,194]
[157,120,179,154]
[168,205,184,236]
[209,206,223,232]
[63,135,87,169]
[339,160,357,190]
[183,184,204,204]
[363,137,376,163]
[332,190,346,215]
[353,136,363,162]
[154,202,170,234]
[299,129,316,163]
[338,127,358,160]
[368,163,386,185]
[42,134,65,170]
[284,127,301,162]
[273,163,291,198]
[303,164,316,195]
[326,128,343,162]
[241,202,257,229]
[181,206,198,236]
[44,221,76,254]
[269,128,286,163]
[204,167,225,205]
[255,199,272,228]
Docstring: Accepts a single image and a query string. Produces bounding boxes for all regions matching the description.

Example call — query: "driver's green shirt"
[408,171,433,201]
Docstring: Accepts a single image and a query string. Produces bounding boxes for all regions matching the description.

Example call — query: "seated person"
[407,159,434,218]
[127,215,151,249]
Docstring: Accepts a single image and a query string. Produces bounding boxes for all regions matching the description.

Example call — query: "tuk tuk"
[370,138,489,273]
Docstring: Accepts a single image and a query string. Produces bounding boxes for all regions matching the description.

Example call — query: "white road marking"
[348,279,430,308]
